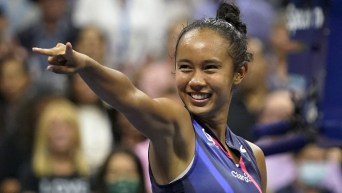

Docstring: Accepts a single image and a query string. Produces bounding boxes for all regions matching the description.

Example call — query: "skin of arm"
[247,141,267,193]
[32,43,196,184]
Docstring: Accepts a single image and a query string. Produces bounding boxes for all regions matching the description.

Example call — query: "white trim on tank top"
[169,156,195,184]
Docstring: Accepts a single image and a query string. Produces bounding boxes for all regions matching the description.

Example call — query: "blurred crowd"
[0,0,340,193]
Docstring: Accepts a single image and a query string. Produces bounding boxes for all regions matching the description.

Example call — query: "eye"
[203,63,220,72]
[177,63,193,72]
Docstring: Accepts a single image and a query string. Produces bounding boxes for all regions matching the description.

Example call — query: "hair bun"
[216,3,247,34]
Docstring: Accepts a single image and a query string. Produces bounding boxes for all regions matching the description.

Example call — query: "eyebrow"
[201,59,221,65]
[176,59,192,64]
[176,58,221,64]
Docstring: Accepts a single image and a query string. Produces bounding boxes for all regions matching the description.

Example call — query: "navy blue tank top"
[149,119,262,193]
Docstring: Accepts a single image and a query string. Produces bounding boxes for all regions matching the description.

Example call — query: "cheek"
[210,74,233,90]
[175,74,188,90]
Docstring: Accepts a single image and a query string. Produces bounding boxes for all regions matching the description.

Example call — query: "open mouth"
[189,93,211,100]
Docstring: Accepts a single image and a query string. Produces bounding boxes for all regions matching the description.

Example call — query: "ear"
[233,63,248,85]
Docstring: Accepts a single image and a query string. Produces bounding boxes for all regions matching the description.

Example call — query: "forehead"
[176,28,231,60]
[179,28,228,46]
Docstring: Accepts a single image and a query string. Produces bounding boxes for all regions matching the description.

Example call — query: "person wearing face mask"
[94,148,147,193]
[276,143,342,193]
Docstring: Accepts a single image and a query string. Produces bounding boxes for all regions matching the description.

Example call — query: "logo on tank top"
[202,128,215,146]
[231,171,251,183]
[240,145,247,153]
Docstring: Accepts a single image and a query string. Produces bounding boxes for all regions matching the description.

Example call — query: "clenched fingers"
[47,65,76,74]
[48,55,68,66]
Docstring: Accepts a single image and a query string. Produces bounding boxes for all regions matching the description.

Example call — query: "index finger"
[32,47,59,56]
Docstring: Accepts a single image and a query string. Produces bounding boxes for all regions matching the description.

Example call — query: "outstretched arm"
[33,43,196,184]
[32,43,188,139]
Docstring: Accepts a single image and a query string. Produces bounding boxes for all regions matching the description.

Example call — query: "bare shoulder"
[246,141,267,193]
[246,141,265,160]
[150,97,194,151]
[153,97,191,124]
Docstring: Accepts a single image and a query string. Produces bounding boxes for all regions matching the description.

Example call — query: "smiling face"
[175,28,244,119]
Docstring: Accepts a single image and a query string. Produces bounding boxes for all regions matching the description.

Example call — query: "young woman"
[19,98,91,193]
[33,3,267,193]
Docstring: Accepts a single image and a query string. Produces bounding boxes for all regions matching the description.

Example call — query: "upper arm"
[123,92,192,143]
[126,96,195,184]
[248,141,267,193]
[78,61,190,141]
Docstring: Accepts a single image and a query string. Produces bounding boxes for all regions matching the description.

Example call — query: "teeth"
[191,93,209,100]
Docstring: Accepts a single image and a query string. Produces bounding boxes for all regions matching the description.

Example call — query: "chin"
[187,106,210,117]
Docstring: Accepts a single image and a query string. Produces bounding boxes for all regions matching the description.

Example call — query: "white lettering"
[39,178,89,193]
[202,128,214,144]
[231,171,251,183]
[286,3,325,35]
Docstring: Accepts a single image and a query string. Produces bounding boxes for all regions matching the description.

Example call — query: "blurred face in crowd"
[38,0,66,22]
[76,26,107,63]
[105,152,140,193]
[47,117,77,155]
[296,144,330,188]
[258,90,294,123]
[270,23,303,55]
[0,58,29,103]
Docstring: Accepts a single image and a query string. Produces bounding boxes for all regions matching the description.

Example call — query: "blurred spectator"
[0,54,31,140]
[257,90,297,193]
[74,25,113,68]
[72,0,192,76]
[68,26,118,175]
[258,90,295,124]
[228,37,269,142]
[94,148,147,193]
[0,55,31,192]
[267,13,304,93]
[68,74,116,175]
[0,178,19,193]
[114,112,151,192]
[0,53,63,192]
[15,0,79,94]
[136,16,188,100]
[0,6,27,62]
[19,97,91,193]
[276,143,342,193]
[0,0,39,34]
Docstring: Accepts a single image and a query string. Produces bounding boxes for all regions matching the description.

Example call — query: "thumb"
[65,42,73,60]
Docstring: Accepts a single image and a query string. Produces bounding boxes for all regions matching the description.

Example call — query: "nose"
[189,71,206,91]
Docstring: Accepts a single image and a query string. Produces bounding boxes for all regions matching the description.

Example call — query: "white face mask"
[298,161,328,186]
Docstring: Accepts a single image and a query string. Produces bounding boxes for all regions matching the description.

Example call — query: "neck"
[194,114,227,143]
[50,154,75,175]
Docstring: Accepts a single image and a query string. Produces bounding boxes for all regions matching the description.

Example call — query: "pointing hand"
[32,42,86,74]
